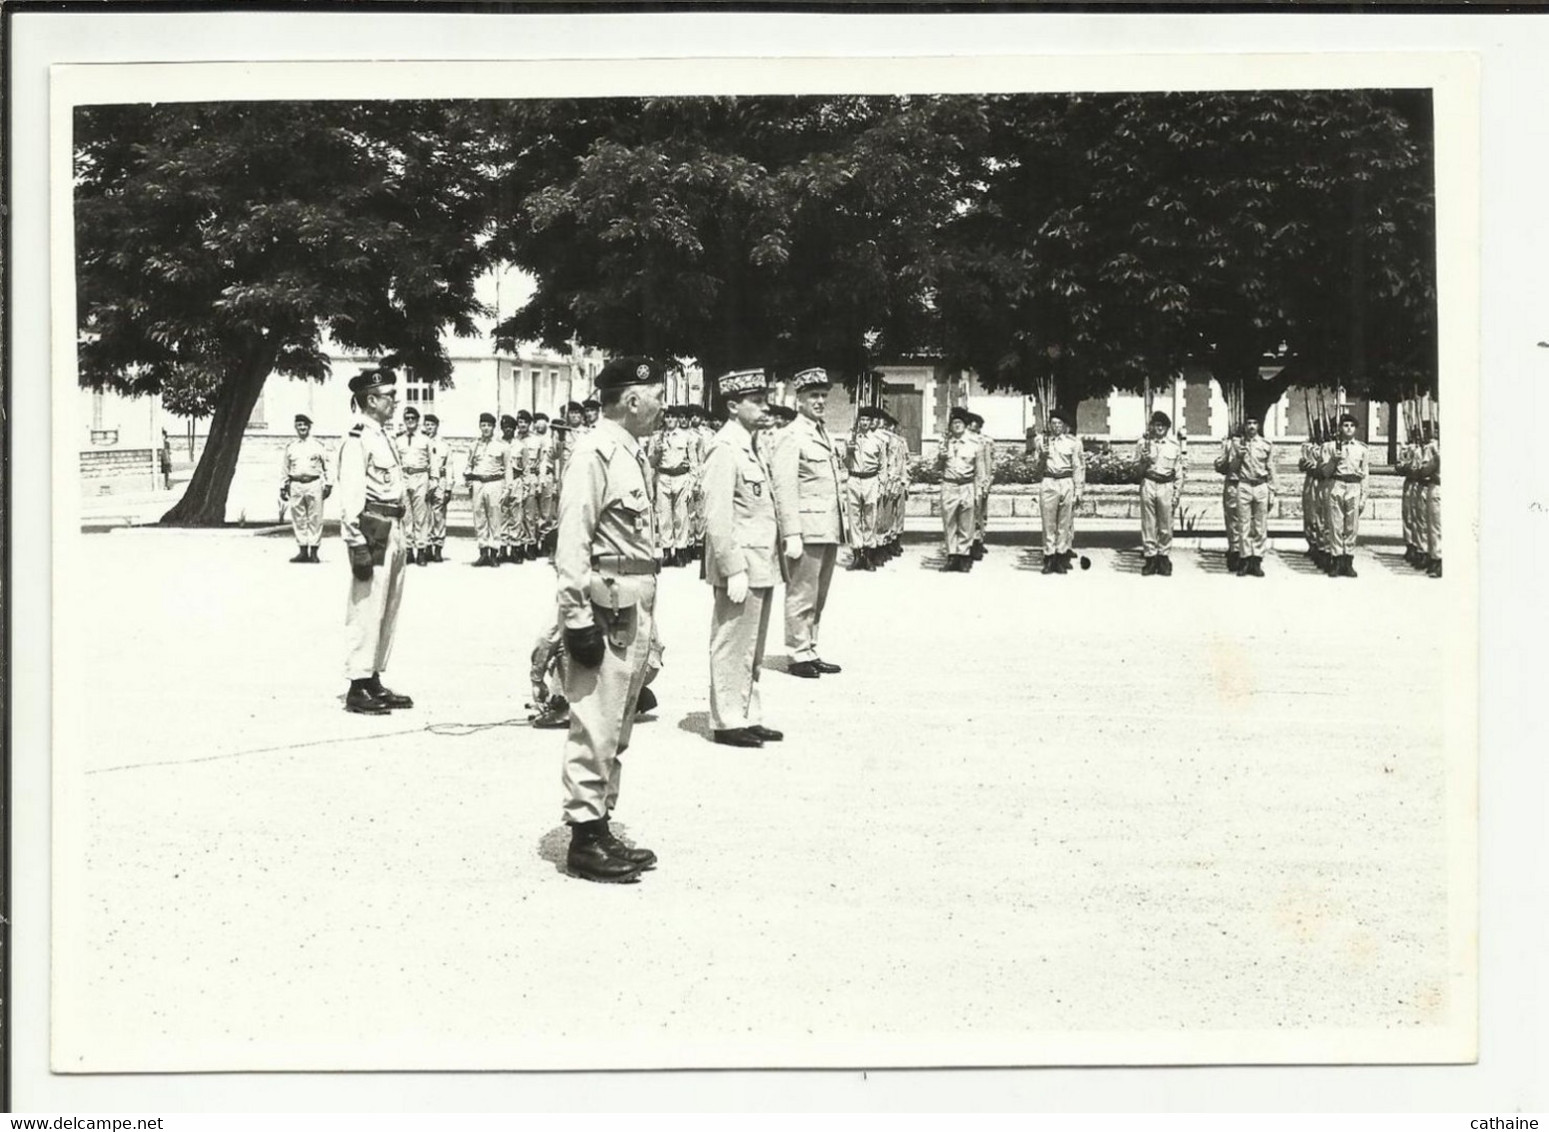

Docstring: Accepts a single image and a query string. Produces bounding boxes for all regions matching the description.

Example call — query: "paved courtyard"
[53,527,1463,1072]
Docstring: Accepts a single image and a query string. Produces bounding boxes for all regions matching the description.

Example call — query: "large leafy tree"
[934,90,1437,423]
[487,95,987,391]
[75,101,495,524]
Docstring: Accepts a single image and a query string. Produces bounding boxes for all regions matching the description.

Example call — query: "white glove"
[726,571,749,603]
[783,534,804,560]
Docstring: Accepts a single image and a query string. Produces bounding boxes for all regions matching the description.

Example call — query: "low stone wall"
[80,448,157,495]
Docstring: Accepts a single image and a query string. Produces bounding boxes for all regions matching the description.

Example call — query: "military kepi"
[792,367,831,392]
[595,356,665,391]
[717,369,770,398]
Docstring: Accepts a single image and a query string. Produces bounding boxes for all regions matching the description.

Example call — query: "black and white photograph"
[12,10,1530,1110]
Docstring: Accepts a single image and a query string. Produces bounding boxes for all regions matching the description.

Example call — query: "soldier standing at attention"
[494,415,520,563]
[769,367,847,680]
[1231,416,1278,578]
[651,405,697,567]
[422,413,449,563]
[530,411,560,558]
[1418,430,1443,579]
[1215,426,1244,573]
[395,406,433,566]
[702,369,784,749]
[845,408,886,571]
[281,413,331,563]
[1298,423,1325,571]
[464,411,509,567]
[582,399,601,429]
[337,367,414,716]
[887,411,911,559]
[1135,410,1184,576]
[686,405,712,560]
[555,356,667,884]
[1034,408,1084,574]
[506,411,533,563]
[1321,412,1370,578]
[937,407,979,573]
[968,411,994,561]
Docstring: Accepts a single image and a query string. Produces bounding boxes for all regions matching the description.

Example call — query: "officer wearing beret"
[395,406,434,566]
[768,367,847,679]
[650,404,698,567]
[845,407,888,570]
[967,412,994,561]
[281,413,332,563]
[703,369,785,748]
[1215,425,1245,573]
[529,411,561,558]
[464,411,510,566]
[505,410,533,562]
[1034,408,1084,573]
[1417,427,1442,578]
[555,356,667,883]
[937,406,979,572]
[338,368,414,715]
[1320,411,1369,578]
[1230,416,1278,577]
[1134,410,1185,575]
[422,413,449,562]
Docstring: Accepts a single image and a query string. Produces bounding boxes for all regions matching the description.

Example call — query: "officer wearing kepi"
[702,369,785,749]
[281,413,332,563]
[555,356,667,884]
[768,366,847,680]
[337,367,414,715]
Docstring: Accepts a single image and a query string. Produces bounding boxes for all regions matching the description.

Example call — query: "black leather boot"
[1427,557,1442,578]
[1249,556,1265,577]
[566,819,646,883]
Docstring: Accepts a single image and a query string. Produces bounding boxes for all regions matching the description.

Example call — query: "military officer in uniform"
[1231,416,1278,577]
[1215,426,1244,573]
[769,367,847,680]
[464,411,510,566]
[1298,425,1326,570]
[845,408,886,570]
[555,355,667,884]
[281,413,332,563]
[394,406,433,566]
[651,404,698,567]
[422,413,449,562]
[966,412,994,561]
[1034,408,1084,573]
[505,411,533,562]
[937,407,979,573]
[686,405,711,559]
[1320,412,1369,578]
[1135,410,1185,576]
[337,368,414,715]
[1418,427,1441,578]
[702,369,784,748]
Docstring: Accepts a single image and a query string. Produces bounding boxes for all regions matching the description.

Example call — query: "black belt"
[1335,474,1364,484]
[288,474,320,483]
[658,467,690,475]
[591,554,660,576]
[1044,470,1074,479]
[1420,476,1440,486]
[1143,472,1176,483]
[849,470,879,479]
[468,474,504,482]
[365,500,405,519]
[1239,475,1271,486]
[1223,478,1240,486]
[942,476,975,485]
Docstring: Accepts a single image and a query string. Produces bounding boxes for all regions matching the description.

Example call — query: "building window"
[404,376,435,407]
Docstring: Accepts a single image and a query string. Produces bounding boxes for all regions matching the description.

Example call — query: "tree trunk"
[160,348,275,526]
[1386,396,1400,465]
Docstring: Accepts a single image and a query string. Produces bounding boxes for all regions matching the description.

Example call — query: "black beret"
[1053,408,1076,426]
[402,405,420,419]
[515,410,532,422]
[949,407,971,423]
[1339,412,1359,426]
[347,367,397,395]
[533,411,549,422]
[478,412,497,426]
[1149,410,1171,427]
[564,401,584,414]
[594,356,665,392]
[582,399,600,411]
[422,414,439,425]
[294,413,312,426]
[499,415,517,429]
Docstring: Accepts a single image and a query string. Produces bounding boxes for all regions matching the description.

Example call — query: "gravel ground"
[54,530,1461,1072]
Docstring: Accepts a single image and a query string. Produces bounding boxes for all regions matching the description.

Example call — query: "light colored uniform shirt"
[336,416,404,547]
[396,431,431,474]
[283,437,331,483]
[654,428,697,473]
[702,419,781,589]
[465,437,511,480]
[1039,433,1084,481]
[847,430,885,475]
[1235,435,1277,484]
[940,435,979,481]
[555,418,657,631]
[1324,438,1370,479]
[427,438,449,480]
[1135,434,1185,480]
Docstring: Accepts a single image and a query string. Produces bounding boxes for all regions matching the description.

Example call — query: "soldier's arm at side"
[336,436,367,546]
[554,448,605,631]
[767,427,802,535]
[701,443,747,582]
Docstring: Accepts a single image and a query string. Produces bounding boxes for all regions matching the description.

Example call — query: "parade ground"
[52,525,1466,1072]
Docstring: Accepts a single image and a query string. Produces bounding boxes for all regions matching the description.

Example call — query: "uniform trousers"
[1039,477,1077,555]
[876,487,894,544]
[1325,480,1363,555]
[429,483,448,546]
[1139,479,1176,556]
[784,542,838,662]
[344,517,408,681]
[940,480,976,556]
[561,580,658,824]
[471,480,503,548]
[511,483,534,546]
[534,483,557,537]
[709,585,772,731]
[655,471,693,550]
[1222,481,1242,554]
[846,476,880,549]
[1424,483,1442,557]
[500,486,520,549]
[688,484,707,543]
[403,471,430,551]
[1402,480,1420,548]
[1302,475,1322,549]
[1234,481,1272,558]
[289,480,324,547]
[974,484,990,542]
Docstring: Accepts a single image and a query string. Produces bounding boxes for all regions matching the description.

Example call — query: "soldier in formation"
[1298,422,1328,571]
[1229,416,1278,577]
[1215,425,1245,573]
[701,369,784,749]
[396,405,434,566]
[937,406,980,573]
[649,404,700,567]
[968,412,994,561]
[1033,408,1084,574]
[423,413,450,563]
[1134,410,1184,576]
[337,367,415,716]
[280,412,332,563]
[844,407,886,570]
[464,411,511,566]
[1319,412,1369,578]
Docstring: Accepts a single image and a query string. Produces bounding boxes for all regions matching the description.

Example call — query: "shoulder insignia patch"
[348,424,364,437]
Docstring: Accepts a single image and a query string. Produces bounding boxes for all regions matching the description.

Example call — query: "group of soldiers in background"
[839,406,911,571]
